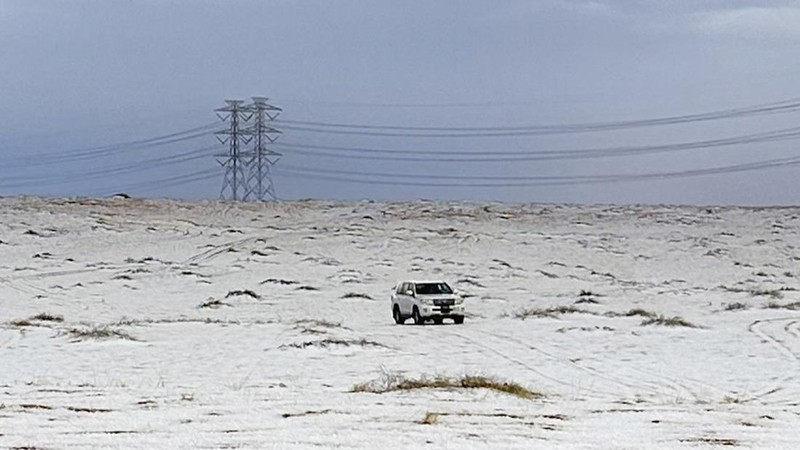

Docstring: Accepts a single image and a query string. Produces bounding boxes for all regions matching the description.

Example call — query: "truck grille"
[434,299,455,306]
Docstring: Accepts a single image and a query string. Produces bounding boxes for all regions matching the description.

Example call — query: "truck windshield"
[415,283,453,295]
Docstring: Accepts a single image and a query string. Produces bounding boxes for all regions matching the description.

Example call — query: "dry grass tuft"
[225,289,260,299]
[341,292,373,300]
[724,302,749,311]
[281,409,332,419]
[765,301,800,311]
[198,298,230,309]
[623,308,658,319]
[282,338,386,349]
[723,395,744,404]
[261,278,298,285]
[352,372,541,400]
[30,313,64,322]
[641,315,699,328]
[720,285,784,299]
[515,306,591,320]
[65,326,136,341]
[682,437,739,446]
[296,319,341,327]
[296,285,320,291]
[751,289,783,299]
[10,313,64,327]
[19,403,53,410]
[67,406,112,413]
[418,411,440,425]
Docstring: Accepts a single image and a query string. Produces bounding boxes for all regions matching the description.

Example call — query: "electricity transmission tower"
[215,100,252,201]
[244,97,282,201]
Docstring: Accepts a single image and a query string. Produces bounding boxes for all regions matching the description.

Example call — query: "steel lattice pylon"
[244,97,282,201]
[214,100,252,201]
[214,97,282,202]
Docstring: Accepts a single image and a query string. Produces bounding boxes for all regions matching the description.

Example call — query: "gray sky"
[1,0,800,204]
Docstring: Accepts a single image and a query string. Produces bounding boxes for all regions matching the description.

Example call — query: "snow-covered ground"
[1,196,799,449]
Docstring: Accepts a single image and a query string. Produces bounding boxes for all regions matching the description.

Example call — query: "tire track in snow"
[446,328,627,399]
[611,362,707,404]
[484,329,647,393]
[477,328,707,403]
[0,274,48,295]
[784,320,799,339]
[184,237,258,264]
[745,317,800,403]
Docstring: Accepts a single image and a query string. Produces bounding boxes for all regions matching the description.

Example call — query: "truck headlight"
[455,297,464,305]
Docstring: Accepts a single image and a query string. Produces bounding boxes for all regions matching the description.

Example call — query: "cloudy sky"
[1,0,800,204]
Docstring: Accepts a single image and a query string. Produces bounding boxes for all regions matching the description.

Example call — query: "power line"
[0,123,218,170]
[272,97,800,137]
[272,125,800,162]
[277,154,800,187]
[0,145,219,188]
[95,168,220,197]
[274,98,554,109]
[3,130,214,169]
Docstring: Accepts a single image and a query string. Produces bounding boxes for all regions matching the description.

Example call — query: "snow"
[1,196,799,448]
